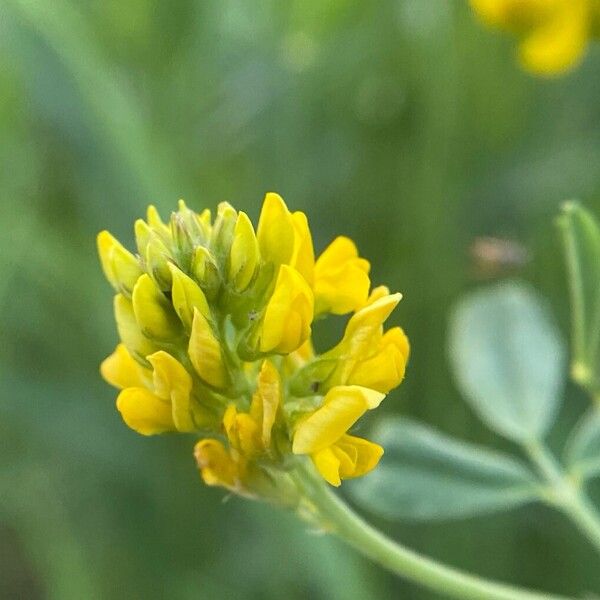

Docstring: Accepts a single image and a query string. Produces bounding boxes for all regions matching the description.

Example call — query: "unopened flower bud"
[169,263,210,330]
[132,274,181,341]
[188,308,228,389]
[170,211,195,269]
[257,193,295,267]
[210,202,237,265]
[134,219,153,257]
[176,200,208,245]
[146,205,170,237]
[191,246,221,299]
[144,234,173,291]
[229,211,260,292]
[113,293,158,366]
[97,231,143,297]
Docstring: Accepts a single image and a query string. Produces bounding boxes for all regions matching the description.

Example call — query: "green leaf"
[565,409,600,480]
[348,418,539,521]
[448,282,566,442]
[556,201,600,393]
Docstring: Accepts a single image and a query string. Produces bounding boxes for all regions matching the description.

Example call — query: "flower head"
[98,194,409,500]
[470,0,598,75]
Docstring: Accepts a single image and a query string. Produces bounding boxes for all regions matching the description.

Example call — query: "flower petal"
[194,439,240,488]
[311,447,342,486]
[256,193,295,267]
[147,351,195,432]
[116,387,175,435]
[349,327,410,393]
[336,434,384,479]
[290,211,315,286]
[188,308,228,389]
[97,230,142,296]
[250,359,281,447]
[292,385,385,454]
[260,265,314,354]
[170,263,210,329]
[132,274,181,341]
[229,211,260,292]
[314,236,371,315]
[114,294,158,365]
[100,344,151,390]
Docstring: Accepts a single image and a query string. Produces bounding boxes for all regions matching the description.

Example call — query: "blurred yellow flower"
[470,0,596,75]
[97,193,409,499]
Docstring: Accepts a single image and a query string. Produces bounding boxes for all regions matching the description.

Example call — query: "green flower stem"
[525,441,600,554]
[291,461,567,600]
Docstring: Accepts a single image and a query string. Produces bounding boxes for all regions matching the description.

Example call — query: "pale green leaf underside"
[348,418,539,521]
[448,282,566,443]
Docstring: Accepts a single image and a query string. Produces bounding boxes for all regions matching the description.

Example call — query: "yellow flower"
[101,345,201,435]
[311,435,384,487]
[348,327,410,393]
[323,291,409,392]
[313,236,371,315]
[259,264,314,354]
[257,192,371,315]
[98,195,408,496]
[292,385,385,486]
[222,360,281,457]
[198,361,282,491]
[470,0,593,75]
[194,439,243,490]
[223,405,262,457]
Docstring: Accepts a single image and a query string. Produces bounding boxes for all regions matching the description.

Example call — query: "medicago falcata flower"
[470,0,600,75]
[98,194,409,500]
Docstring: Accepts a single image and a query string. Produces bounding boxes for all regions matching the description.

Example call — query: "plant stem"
[291,462,568,600]
[525,441,600,554]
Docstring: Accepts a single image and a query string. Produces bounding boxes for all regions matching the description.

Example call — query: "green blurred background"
[1,1,600,598]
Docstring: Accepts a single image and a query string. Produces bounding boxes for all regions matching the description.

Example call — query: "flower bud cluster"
[98,194,409,498]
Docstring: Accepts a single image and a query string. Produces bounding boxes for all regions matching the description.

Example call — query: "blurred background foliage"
[1,1,600,598]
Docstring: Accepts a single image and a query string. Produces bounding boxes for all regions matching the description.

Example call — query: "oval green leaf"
[348,418,540,521]
[448,282,566,442]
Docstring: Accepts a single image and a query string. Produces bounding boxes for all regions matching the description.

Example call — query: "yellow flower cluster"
[470,0,600,75]
[98,194,409,497]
